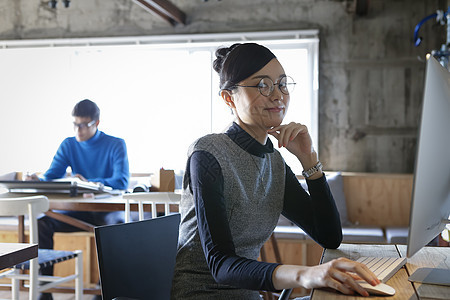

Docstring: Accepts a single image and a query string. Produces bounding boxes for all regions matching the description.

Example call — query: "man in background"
[28,99,129,300]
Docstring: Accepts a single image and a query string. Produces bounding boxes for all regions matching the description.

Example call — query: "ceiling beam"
[132,0,186,26]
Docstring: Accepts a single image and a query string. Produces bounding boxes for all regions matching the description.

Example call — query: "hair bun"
[213,44,241,74]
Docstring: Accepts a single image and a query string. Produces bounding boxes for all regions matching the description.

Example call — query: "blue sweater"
[43,130,129,190]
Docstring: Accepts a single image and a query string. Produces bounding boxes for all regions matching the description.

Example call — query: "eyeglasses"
[235,75,296,97]
[73,120,96,130]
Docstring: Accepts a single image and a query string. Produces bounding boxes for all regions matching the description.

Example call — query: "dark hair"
[72,99,100,120]
[213,43,276,91]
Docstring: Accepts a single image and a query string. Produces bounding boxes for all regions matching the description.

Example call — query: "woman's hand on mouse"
[299,257,380,296]
[272,257,380,297]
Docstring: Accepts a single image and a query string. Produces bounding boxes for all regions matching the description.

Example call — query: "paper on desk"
[52,177,113,191]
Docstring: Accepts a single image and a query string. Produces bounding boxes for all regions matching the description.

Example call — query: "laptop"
[0,179,113,197]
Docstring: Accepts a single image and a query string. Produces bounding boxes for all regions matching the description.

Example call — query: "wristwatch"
[302,161,323,179]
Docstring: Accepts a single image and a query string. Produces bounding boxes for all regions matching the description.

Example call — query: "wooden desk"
[0,192,127,234]
[46,192,180,224]
[1,191,180,234]
[311,244,450,299]
[0,243,38,270]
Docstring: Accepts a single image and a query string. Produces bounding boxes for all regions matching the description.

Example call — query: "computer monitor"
[406,55,450,285]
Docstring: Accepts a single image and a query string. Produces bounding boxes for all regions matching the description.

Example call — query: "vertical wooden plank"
[342,173,413,226]
[18,216,25,243]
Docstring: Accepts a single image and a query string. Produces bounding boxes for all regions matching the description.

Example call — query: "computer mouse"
[357,281,396,296]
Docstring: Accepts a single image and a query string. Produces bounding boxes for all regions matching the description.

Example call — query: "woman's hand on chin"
[267,122,313,157]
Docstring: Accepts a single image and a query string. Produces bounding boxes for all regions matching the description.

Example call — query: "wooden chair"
[0,195,83,300]
[122,192,181,221]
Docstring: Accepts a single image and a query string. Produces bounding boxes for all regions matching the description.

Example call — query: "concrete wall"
[0,0,447,173]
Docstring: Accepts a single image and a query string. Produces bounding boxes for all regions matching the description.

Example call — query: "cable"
[414,7,449,47]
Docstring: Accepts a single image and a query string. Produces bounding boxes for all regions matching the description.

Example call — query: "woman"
[171,43,379,299]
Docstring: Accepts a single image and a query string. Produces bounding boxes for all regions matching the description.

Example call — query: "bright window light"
[0,31,318,176]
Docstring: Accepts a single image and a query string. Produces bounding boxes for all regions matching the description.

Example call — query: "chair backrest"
[0,196,49,217]
[95,213,180,300]
[122,192,181,220]
[0,196,49,244]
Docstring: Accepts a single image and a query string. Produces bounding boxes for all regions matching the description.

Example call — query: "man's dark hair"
[72,99,100,120]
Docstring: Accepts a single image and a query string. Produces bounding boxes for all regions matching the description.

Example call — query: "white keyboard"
[357,256,406,283]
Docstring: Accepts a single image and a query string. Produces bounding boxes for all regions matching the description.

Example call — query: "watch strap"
[302,161,323,178]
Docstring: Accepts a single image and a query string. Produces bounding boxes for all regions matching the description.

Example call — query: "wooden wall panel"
[53,232,98,287]
[342,173,413,227]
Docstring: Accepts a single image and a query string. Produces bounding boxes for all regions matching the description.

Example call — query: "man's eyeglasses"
[73,120,96,130]
[235,75,296,97]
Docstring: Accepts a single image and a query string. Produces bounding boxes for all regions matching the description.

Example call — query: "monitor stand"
[408,219,450,286]
[408,267,450,286]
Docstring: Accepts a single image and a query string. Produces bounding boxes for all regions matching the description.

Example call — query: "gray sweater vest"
[171,133,286,299]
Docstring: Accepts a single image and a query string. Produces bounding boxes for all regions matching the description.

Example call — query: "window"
[0,30,318,176]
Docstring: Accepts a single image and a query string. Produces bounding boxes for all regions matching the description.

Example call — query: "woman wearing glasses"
[171,43,379,299]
